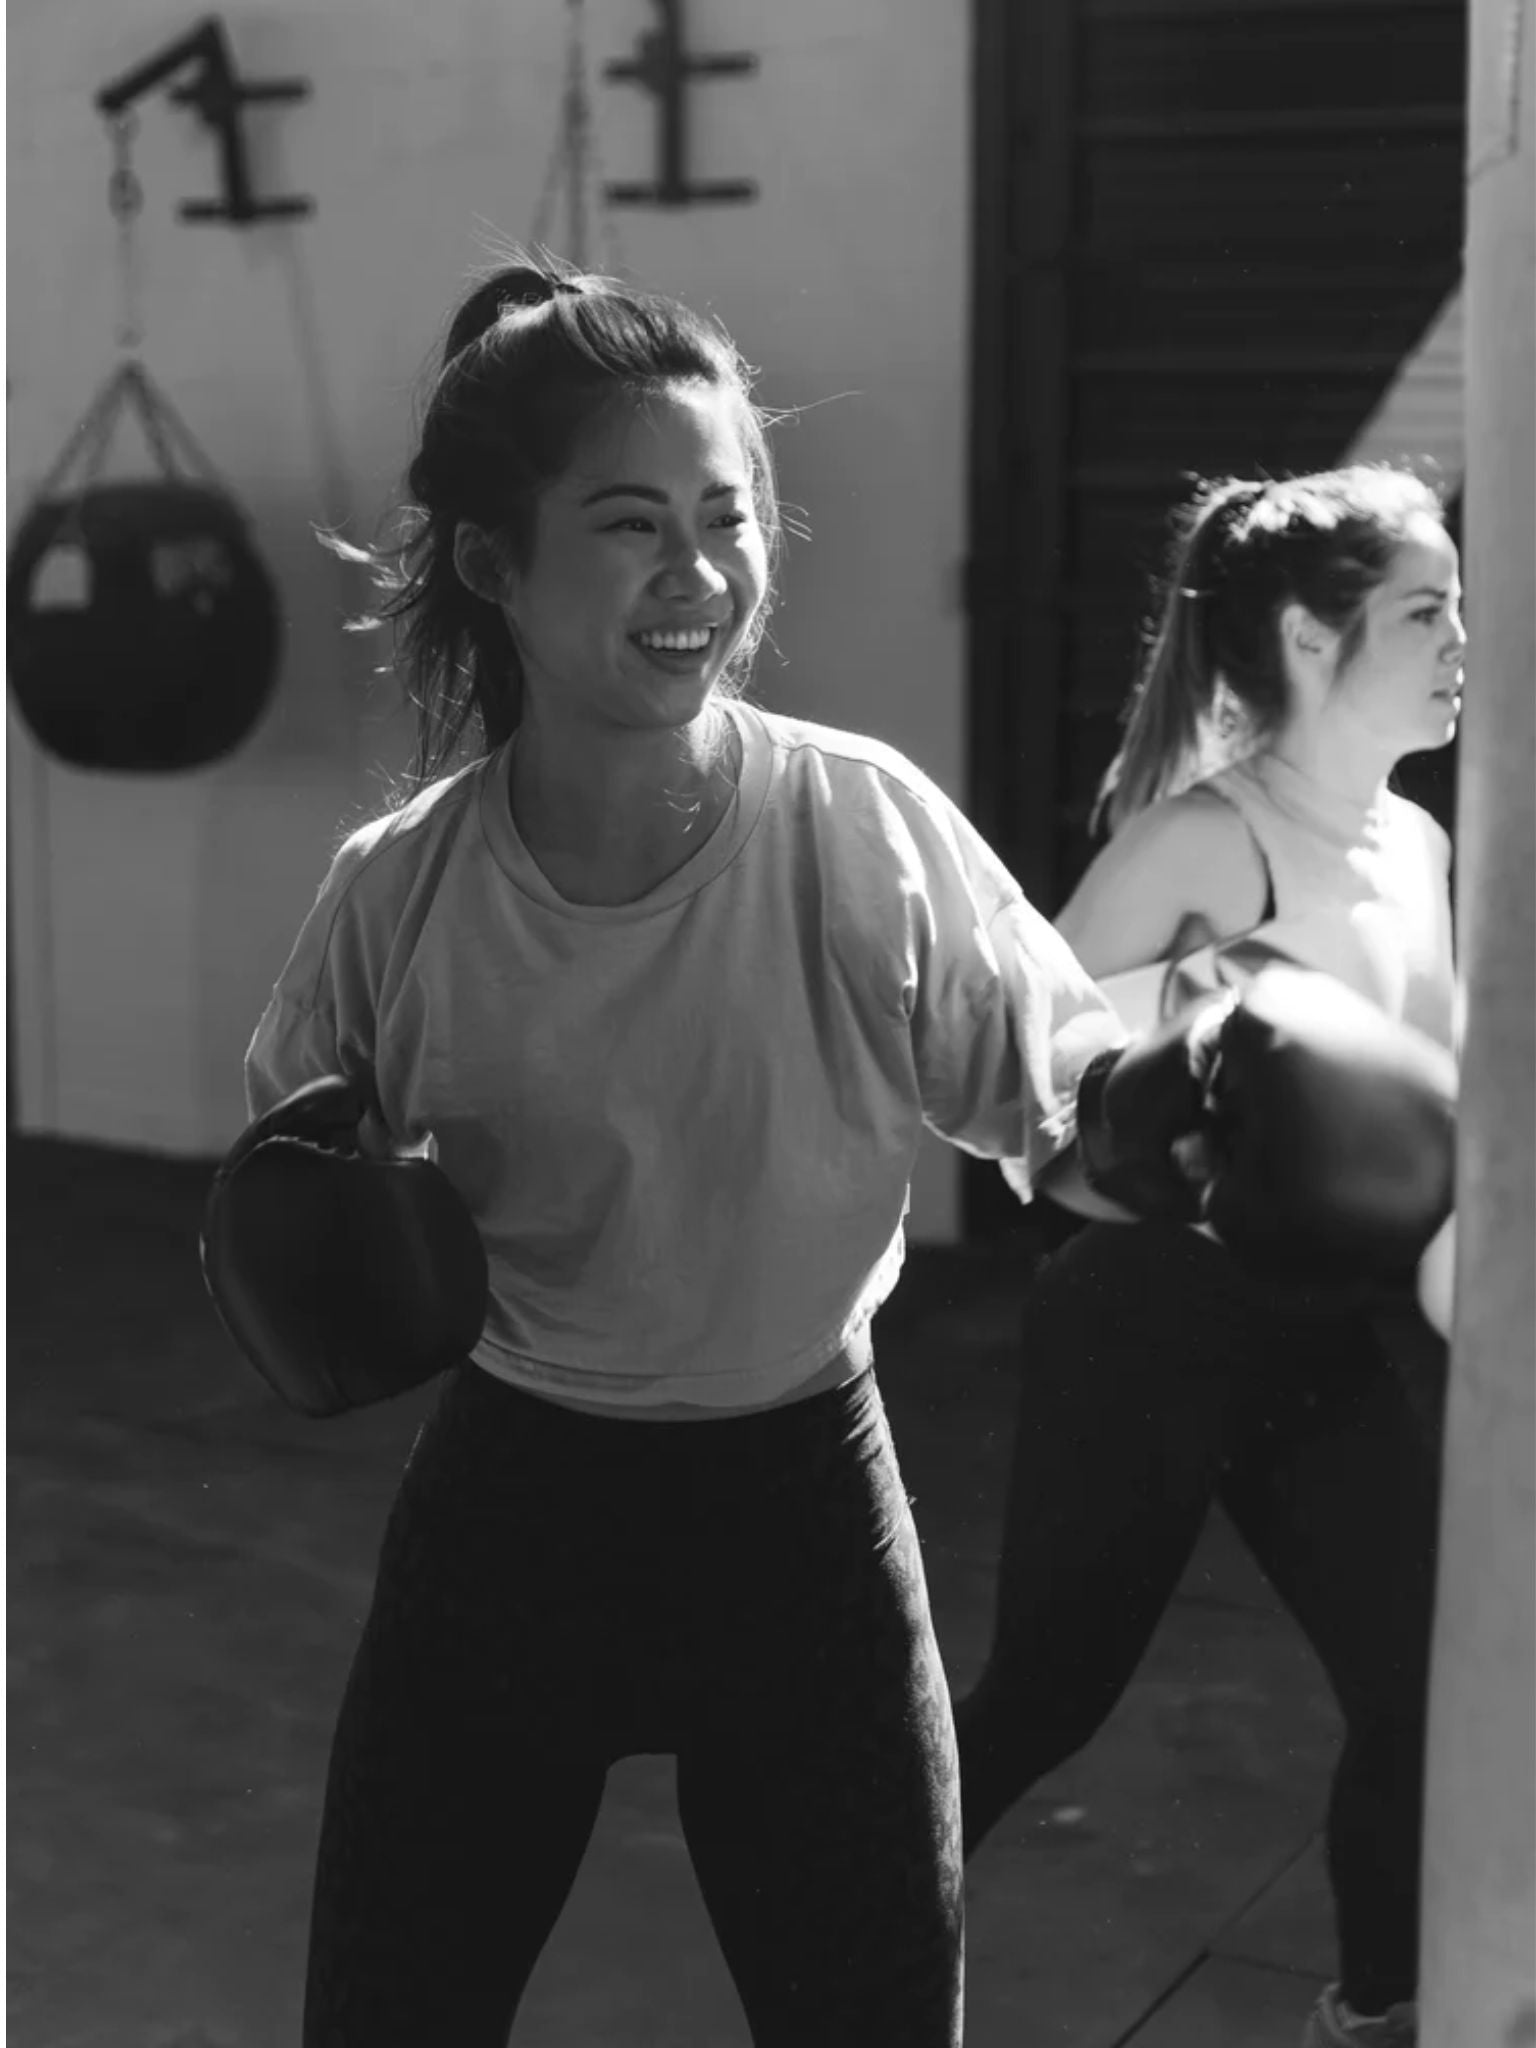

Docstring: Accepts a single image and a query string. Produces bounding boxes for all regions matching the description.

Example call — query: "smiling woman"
[233,254,1129,2045]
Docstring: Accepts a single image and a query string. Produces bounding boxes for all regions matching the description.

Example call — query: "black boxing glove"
[200,1075,489,1418]
[1075,995,1234,1222]
[1198,966,1457,1286]
[1077,967,1458,1287]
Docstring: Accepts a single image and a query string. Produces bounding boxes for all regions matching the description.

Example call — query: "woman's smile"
[630,619,728,673]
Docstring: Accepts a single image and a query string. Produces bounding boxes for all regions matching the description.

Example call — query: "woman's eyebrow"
[579,480,742,508]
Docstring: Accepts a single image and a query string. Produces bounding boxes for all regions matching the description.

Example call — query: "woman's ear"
[1279,600,1337,668]
[452,522,507,606]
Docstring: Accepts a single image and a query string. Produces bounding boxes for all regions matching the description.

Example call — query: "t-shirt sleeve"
[243,836,383,1124]
[904,791,1127,1195]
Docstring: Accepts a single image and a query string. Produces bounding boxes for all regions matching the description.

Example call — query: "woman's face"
[496,381,769,737]
[1328,515,1466,757]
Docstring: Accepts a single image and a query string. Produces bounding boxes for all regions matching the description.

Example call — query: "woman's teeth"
[636,627,714,653]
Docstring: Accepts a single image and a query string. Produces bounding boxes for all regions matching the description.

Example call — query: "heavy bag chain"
[109,110,146,353]
[31,113,230,516]
[529,0,622,273]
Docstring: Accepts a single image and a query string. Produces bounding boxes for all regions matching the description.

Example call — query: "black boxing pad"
[200,1076,489,1417]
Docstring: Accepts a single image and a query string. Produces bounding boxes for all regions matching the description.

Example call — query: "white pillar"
[1419,1,1536,2040]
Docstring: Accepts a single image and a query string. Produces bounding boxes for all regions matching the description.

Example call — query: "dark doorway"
[964,0,1467,1238]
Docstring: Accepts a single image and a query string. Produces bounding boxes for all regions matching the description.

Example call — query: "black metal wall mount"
[95,16,312,225]
[604,0,757,207]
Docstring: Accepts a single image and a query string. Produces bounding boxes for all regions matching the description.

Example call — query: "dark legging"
[304,1363,963,2046]
[956,1220,1444,2017]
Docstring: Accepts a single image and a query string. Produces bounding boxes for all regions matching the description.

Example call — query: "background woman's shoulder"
[1383,786,1454,875]
[1057,784,1270,976]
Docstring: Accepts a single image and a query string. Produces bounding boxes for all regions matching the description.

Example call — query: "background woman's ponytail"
[1094,481,1264,835]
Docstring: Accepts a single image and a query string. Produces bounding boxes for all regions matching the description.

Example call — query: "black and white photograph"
[8,1,1533,2042]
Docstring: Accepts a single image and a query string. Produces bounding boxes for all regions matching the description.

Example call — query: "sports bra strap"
[1203,783,1278,927]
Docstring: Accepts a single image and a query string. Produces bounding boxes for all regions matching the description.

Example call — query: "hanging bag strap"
[19,101,233,524]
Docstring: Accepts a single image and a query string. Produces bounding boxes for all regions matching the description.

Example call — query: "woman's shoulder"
[740,701,1020,913]
[321,753,491,912]
[1057,786,1269,974]
[747,702,939,800]
[1099,781,1262,875]
[745,701,971,843]
[1381,788,1454,873]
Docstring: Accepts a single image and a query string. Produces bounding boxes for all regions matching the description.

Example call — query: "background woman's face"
[1331,516,1467,756]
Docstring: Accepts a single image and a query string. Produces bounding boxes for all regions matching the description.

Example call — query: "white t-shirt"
[246,700,1124,1410]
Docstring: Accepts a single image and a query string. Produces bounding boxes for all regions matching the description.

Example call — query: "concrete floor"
[9,1135,1344,2045]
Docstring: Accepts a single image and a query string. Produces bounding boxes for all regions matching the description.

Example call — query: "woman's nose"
[656,544,726,597]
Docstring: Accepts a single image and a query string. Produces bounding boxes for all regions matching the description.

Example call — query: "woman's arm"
[242,834,391,1150]
[881,776,1257,1214]
[1034,791,1268,1219]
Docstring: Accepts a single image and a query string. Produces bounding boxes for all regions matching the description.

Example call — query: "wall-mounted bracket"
[96,16,312,225]
[604,0,757,207]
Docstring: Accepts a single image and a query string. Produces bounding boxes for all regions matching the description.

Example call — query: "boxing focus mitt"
[1078,966,1457,1286]
[200,1075,490,1417]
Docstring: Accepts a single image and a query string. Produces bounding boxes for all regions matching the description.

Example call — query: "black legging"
[956,1220,1444,2017]
[304,1363,963,2046]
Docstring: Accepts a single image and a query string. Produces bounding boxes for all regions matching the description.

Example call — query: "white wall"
[7,0,971,1238]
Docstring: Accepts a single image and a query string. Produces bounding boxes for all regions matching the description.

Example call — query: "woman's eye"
[1413,606,1442,625]
[602,508,749,535]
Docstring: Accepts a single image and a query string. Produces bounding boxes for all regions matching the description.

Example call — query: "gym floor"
[11,1135,1343,2047]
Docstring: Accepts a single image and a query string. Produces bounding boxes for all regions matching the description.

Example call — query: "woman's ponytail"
[1094,480,1263,835]
[1093,464,1445,838]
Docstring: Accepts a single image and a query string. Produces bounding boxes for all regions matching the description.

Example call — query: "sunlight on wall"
[7,0,971,1237]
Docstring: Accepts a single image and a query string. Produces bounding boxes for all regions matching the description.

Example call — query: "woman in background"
[957,466,1464,2048]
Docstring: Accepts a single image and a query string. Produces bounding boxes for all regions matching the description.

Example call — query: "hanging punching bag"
[7,365,282,775]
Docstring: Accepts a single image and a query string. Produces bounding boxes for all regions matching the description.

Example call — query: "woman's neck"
[1261,713,1397,812]
[509,699,739,902]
